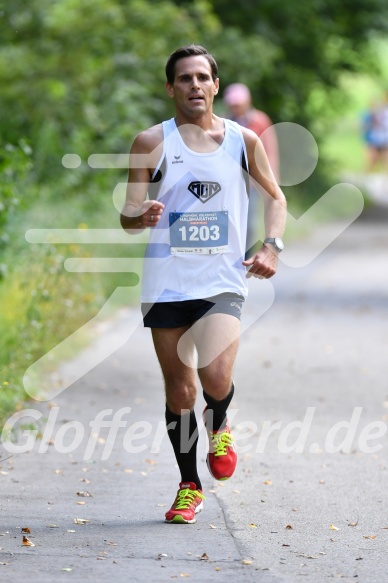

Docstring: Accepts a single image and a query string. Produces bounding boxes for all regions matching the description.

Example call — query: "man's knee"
[200,369,233,400]
[165,379,197,414]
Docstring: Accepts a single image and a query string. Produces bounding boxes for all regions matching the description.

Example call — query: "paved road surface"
[1,202,387,582]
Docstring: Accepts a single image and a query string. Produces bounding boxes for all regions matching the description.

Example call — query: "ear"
[165,81,174,98]
[213,78,220,96]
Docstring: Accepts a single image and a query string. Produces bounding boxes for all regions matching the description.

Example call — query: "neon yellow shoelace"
[211,432,234,457]
[174,488,205,509]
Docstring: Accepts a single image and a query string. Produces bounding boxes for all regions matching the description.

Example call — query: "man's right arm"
[120,128,165,233]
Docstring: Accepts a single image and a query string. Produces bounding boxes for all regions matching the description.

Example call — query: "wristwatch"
[263,237,284,253]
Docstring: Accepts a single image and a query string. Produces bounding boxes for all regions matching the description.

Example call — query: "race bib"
[169,211,228,254]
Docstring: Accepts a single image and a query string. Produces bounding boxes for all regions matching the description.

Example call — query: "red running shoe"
[204,408,237,481]
[165,482,205,524]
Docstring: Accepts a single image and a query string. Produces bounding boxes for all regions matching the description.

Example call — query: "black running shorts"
[142,292,244,328]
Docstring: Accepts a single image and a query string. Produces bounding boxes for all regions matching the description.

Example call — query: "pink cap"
[223,83,251,106]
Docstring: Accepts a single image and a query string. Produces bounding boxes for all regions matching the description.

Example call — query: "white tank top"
[141,118,249,303]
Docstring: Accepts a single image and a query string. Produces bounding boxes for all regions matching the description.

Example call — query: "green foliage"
[0,0,219,185]
[0,240,100,418]
[0,186,142,423]
[3,0,386,203]
[0,141,32,270]
[200,0,388,124]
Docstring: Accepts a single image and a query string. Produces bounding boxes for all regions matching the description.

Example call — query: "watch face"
[275,237,284,251]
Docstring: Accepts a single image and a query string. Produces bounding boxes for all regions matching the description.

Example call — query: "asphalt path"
[1,201,388,582]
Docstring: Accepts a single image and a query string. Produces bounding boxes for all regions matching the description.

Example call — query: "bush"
[0,140,32,270]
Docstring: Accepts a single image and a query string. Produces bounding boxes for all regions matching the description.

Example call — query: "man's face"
[166,55,219,117]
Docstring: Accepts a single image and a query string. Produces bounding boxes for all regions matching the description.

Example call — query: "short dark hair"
[165,44,218,84]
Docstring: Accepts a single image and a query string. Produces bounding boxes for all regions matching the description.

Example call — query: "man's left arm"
[241,128,287,279]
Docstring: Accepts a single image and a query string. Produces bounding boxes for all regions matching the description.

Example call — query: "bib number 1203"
[178,224,220,242]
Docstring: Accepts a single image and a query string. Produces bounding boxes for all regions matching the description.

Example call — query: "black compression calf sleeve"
[165,405,202,491]
[203,382,235,432]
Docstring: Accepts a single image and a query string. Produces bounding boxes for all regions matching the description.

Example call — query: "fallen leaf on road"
[355,557,363,561]
[233,490,241,493]
[249,524,257,528]
[199,553,209,561]
[145,459,157,465]
[76,491,92,497]
[61,568,72,571]
[180,574,190,577]
[22,536,35,547]
[74,518,90,525]
[242,559,252,565]
[21,527,31,533]
[76,501,86,505]
[285,525,293,530]
[209,524,217,529]
[55,469,62,475]
[215,567,221,571]
[329,524,340,531]
[156,553,168,560]
[263,480,272,485]
[348,521,359,527]
[363,535,377,539]
[79,478,91,483]
[0,562,9,565]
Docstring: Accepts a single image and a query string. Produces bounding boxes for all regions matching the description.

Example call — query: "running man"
[120,45,287,524]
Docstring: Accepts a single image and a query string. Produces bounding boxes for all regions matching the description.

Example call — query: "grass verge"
[0,184,143,427]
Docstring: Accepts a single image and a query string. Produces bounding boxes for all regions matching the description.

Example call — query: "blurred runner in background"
[223,83,279,255]
[362,91,388,172]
